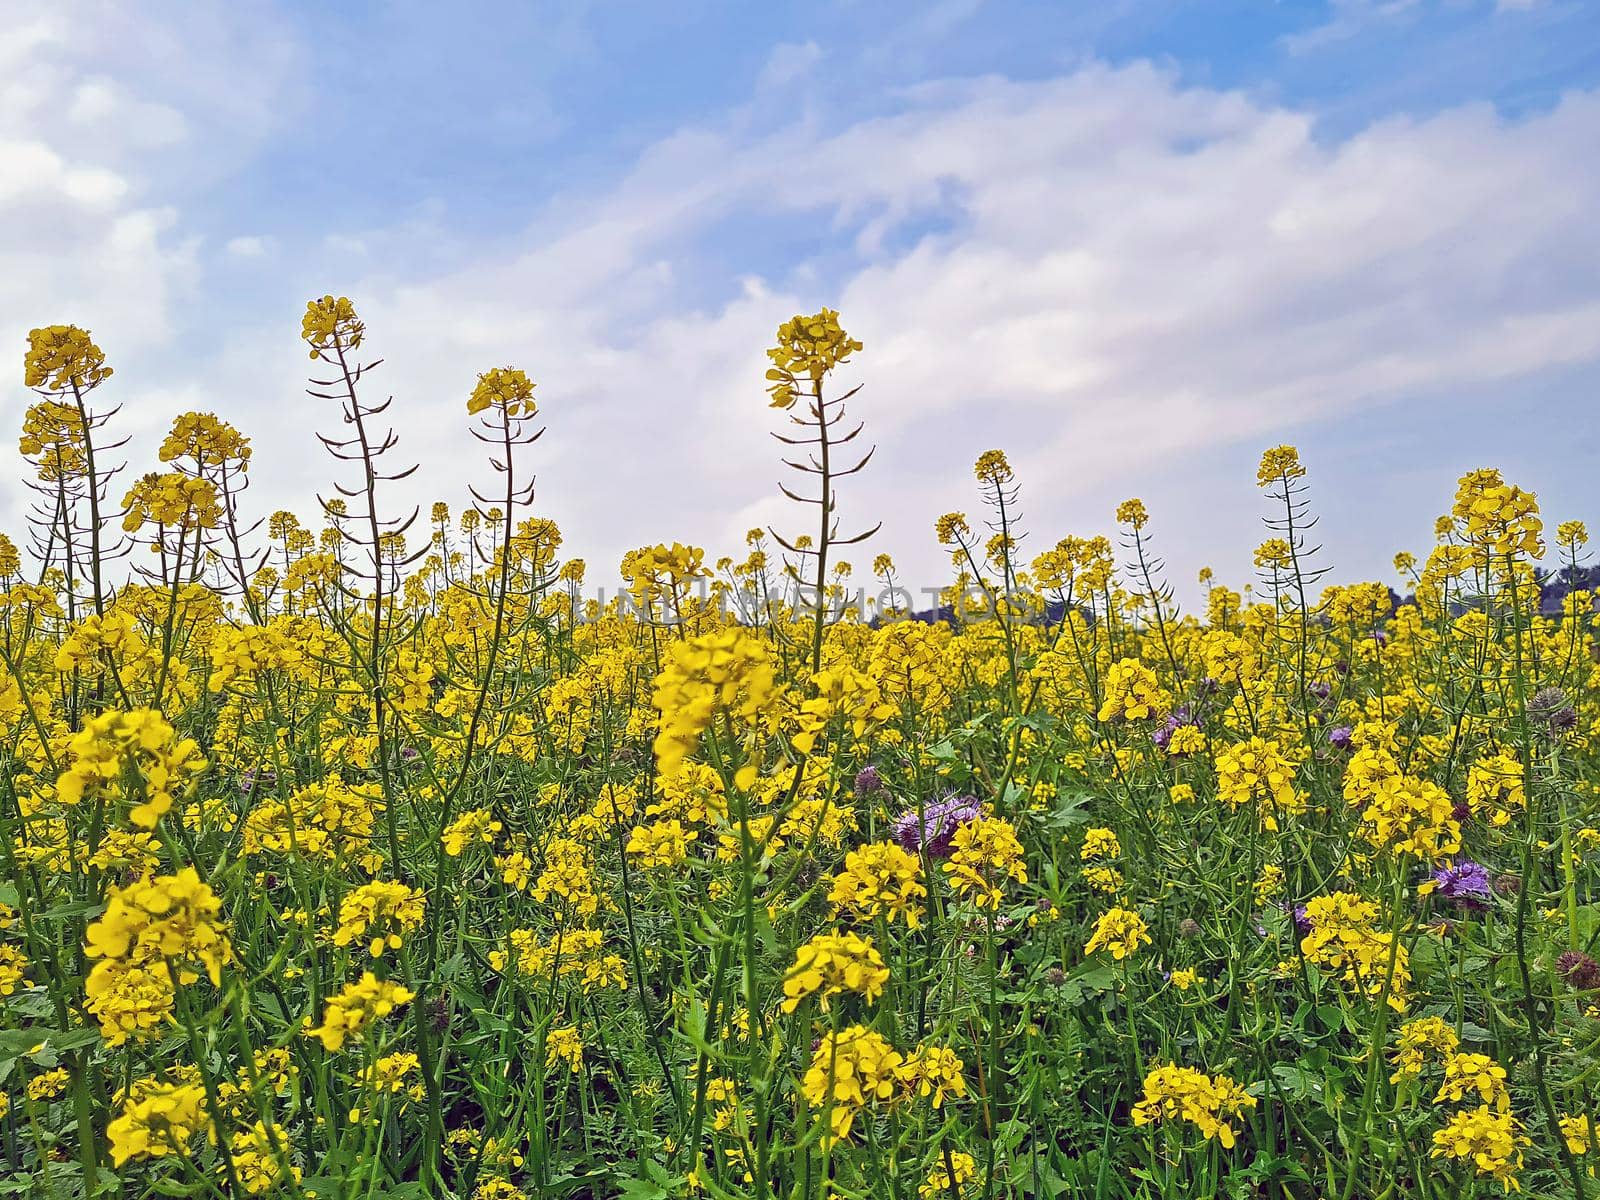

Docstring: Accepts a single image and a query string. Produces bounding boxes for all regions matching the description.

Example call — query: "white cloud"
[0,2,300,536]
[225,63,1591,597]
[66,77,189,148]
[756,41,823,93]
[225,235,273,259]
[1283,0,1424,55]
[3,26,1598,603]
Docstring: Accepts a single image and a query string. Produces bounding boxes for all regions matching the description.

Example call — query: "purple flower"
[854,766,883,797]
[1433,859,1492,905]
[239,768,276,797]
[1308,681,1332,703]
[1283,901,1311,934]
[892,793,982,859]
[1326,725,1353,751]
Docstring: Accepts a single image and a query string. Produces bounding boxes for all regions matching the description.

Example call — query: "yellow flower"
[1080,827,1121,860]
[1452,468,1542,558]
[25,324,112,392]
[26,1068,68,1101]
[626,819,698,869]
[305,972,415,1051]
[650,628,775,778]
[85,867,233,986]
[442,808,503,856]
[1084,907,1151,961]
[1096,659,1168,722]
[1560,1114,1597,1157]
[121,471,221,533]
[1254,538,1293,569]
[1256,444,1305,488]
[302,295,364,358]
[1357,773,1460,861]
[1131,1063,1256,1148]
[1214,736,1300,819]
[1466,752,1525,828]
[55,708,207,829]
[764,308,861,410]
[781,931,889,1013]
[1115,498,1149,530]
[545,1025,584,1074]
[802,1025,902,1142]
[0,944,27,996]
[230,1121,302,1194]
[1434,1053,1510,1113]
[468,366,537,418]
[944,815,1028,910]
[897,1043,967,1109]
[920,1151,976,1199]
[974,449,1013,484]
[1389,1018,1460,1082]
[1431,1105,1527,1190]
[332,880,427,958]
[108,1080,209,1167]
[1299,892,1410,1011]
[827,841,927,928]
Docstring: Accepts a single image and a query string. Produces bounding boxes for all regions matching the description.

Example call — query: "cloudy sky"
[3,0,1598,603]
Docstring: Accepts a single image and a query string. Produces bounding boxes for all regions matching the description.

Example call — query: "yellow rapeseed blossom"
[302,295,364,358]
[468,366,537,418]
[1097,658,1167,722]
[944,815,1028,909]
[802,1024,901,1141]
[827,841,927,928]
[625,818,698,868]
[1131,1063,1257,1148]
[1084,907,1151,961]
[544,1026,584,1074]
[650,628,775,779]
[25,324,112,392]
[765,308,861,410]
[305,972,416,1051]
[1390,1016,1459,1082]
[781,931,889,1013]
[332,880,427,958]
[108,1081,209,1167]
[1431,1105,1527,1190]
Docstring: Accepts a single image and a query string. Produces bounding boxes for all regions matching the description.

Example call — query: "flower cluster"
[1131,1063,1258,1148]
[765,308,862,410]
[781,930,889,1012]
[305,972,416,1051]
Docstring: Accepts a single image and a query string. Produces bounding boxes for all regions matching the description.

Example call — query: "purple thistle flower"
[1326,725,1353,751]
[1283,901,1311,934]
[854,765,883,797]
[893,793,982,859]
[1433,859,1492,905]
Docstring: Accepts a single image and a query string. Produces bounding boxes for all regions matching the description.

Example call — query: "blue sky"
[3,0,1598,600]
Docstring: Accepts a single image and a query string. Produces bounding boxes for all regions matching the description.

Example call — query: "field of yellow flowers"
[2,301,1598,1200]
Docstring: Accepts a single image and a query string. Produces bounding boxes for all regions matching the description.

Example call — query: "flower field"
[3,302,1600,1199]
